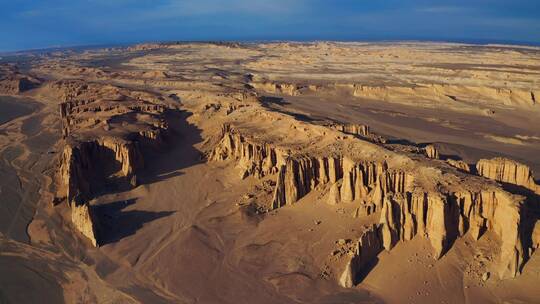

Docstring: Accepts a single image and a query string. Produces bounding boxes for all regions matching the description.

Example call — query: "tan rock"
[477,157,540,194]
[71,203,98,247]
[424,144,439,159]
[328,182,341,205]
[447,159,470,172]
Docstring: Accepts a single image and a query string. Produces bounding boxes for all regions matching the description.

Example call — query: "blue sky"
[1,0,539,51]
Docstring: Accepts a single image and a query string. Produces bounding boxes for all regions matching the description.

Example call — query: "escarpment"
[210,117,536,286]
[477,158,540,194]
[53,80,176,246]
[424,144,439,159]
[58,137,144,246]
[249,78,539,108]
[446,159,471,172]
[330,123,371,138]
[340,189,528,286]
[59,138,144,203]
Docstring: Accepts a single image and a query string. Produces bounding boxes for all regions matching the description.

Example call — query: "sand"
[0,42,539,304]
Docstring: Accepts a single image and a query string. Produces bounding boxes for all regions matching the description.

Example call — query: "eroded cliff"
[53,80,176,246]
[477,157,540,194]
[210,104,536,286]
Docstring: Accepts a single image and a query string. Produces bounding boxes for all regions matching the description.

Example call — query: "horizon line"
[2,37,540,55]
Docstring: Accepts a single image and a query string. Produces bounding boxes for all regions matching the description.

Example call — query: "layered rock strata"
[477,158,540,194]
[424,144,439,159]
[331,123,370,137]
[447,159,471,172]
[54,80,174,246]
[250,79,538,108]
[211,121,535,285]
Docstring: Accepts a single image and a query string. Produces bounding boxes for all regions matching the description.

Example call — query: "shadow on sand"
[94,199,175,245]
[138,109,205,185]
[93,109,203,245]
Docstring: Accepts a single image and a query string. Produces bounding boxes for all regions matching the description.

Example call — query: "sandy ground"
[0,95,58,242]
[0,42,539,304]
[265,93,540,173]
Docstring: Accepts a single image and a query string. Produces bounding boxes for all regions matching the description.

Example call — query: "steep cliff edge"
[210,105,536,285]
[53,80,176,246]
[249,79,539,108]
[477,157,540,194]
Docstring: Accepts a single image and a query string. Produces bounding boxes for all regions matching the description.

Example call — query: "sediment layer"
[477,157,540,194]
[53,80,175,246]
[210,110,535,285]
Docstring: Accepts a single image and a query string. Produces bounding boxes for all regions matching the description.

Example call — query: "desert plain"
[0,42,540,304]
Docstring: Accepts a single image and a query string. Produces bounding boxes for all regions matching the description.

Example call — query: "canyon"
[0,42,539,304]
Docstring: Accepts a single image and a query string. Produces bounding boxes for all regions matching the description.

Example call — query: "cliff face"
[211,124,534,285]
[447,159,471,172]
[249,80,538,108]
[424,144,439,159]
[477,158,540,194]
[71,203,99,247]
[341,190,527,285]
[58,138,144,246]
[59,138,144,204]
[330,123,370,137]
[54,79,174,246]
[210,124,287,180]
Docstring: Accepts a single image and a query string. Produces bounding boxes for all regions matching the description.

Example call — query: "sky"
[1,0,539,52]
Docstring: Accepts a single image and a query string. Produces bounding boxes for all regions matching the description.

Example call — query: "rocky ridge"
[210,98,538,286]
[53,80,176,246]
[250,80,539,108]
[477,157,540,194]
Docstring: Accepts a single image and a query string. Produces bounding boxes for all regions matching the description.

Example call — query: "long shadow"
[94,199,175,245]
[138,109,205,185]
[258,96,327,123]
[353,257,379,284]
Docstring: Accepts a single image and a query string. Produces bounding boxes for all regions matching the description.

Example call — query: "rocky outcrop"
[340,224,383,288]
[250,81,300,96]
[210,124,287,179]
[54,80,174,246]
[331,123,370,137]
[340,189,528,285]
[54,80,170,139]
[477,158,540,194]
[0,65,41,94]
[58,138,144,246]
[59,138,144,204]
[424,144,439,159]
[447,159,470,172]
[211,124,534,284]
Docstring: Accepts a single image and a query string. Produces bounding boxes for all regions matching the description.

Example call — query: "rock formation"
[0,65,41,94]
[477,158,540,194]
[250,78,539,109]
[447,159,471,172]
[331,123,370,137]
[211,117,535,285]
[53,80,175,246]
[340,224,383,288]
[424,144,439,159]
